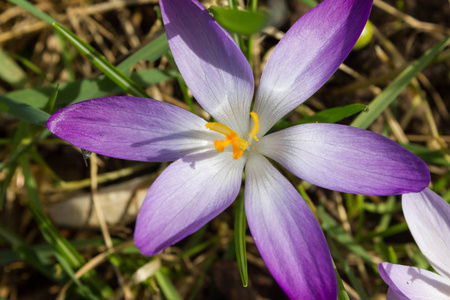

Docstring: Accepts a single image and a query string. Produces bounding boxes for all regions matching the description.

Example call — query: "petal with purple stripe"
[258,123,430,195]
[244,153,336,300]
[135,151,245,255]
[160,0,254,135]
[47,96,214,162]
[254,0,373,135]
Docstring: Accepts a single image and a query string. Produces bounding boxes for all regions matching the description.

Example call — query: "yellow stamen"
[205,112,260,160]
[205,122,248,159]
[248,112,259,141]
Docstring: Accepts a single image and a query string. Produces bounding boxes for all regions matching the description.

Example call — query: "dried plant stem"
[89,153,132,299]
[373,0,449,36]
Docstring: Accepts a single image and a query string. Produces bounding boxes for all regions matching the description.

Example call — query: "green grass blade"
[0,96,50,126]
[117,33,169,75]
[19,157,112,297]
[52,22,150,98]
[0,223,59,280]
[275,104,366,130]
[0,129,51,171]
[329,239,368,300]
[7,0,55,24]
[351,36,450,129]
[318,206,374,264]
[0,122,28,205]
[297,0,317,8]
[44,84,59,114]
[234,194,248,287]
[0,49,27,88]
[154,269,183,300]
[6,69,175,109]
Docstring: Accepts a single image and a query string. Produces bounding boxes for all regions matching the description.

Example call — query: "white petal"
[403,189,450,279]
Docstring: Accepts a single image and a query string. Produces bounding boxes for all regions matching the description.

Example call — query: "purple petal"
[258,123,430,195]
[254,0,373,135]
[47,96,215,162]
[135,151,245,255]
[160,0,254,135]
[403,189,450,279]
[387,289,402,300]
[244,153,336,300]
[378,263,450,299]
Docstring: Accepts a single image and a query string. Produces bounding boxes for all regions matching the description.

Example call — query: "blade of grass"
[7,0,55,24]
[329,239,368,300]
[154,269,183,300]
[318,206,374,264]
[0,129,50,171]
[19,157,112,298]
[52,22,149,98]
[234,194,248,287]
[0,122,28,205]
[351,36,450,129]
[6,69,175,109]
[0,96,50,127]
[44,84,59,114]
[0,223,58,280]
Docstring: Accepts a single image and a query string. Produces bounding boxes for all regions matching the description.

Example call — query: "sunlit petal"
[379,263,450,299]
[135,151,245,255]
[245,153,336,300]
[254,0,373,135]
[47,96,213,162]
[258,123,430,195]
[403,189,450,279]
[160,0,254,135]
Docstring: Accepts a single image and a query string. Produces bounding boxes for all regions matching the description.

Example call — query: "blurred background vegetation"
[0,0,449,299]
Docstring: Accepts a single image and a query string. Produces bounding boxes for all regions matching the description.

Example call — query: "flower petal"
[379,262,450,299]
[403,189,450,279]
[160,0,254,135]
[258,123,430,195]
[244,153,336,300]
[254,0,373,135]
[47,96,214,162]
[134,151,245,255]
[387,288,402,300]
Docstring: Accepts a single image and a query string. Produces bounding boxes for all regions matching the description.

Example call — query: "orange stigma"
[205,112,260,160]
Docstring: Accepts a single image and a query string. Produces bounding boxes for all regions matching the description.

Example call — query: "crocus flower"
[47,0,430,298]
[379,189,450,299]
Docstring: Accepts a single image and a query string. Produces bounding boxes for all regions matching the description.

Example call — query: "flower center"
[205,112,260,160]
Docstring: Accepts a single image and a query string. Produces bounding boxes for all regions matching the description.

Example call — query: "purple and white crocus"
[379,189,450,300]
[47,0,430,298]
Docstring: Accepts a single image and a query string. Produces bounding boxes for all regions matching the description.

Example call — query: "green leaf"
[209,7,270,35]
[297,103,367,125]
[0,49,27,88]
[5,69,175,110]
[0,96,50,126]
[52,22,149,98]
[275,104,366,130]
[351,36,450,129]
[297,0,317,8]
[234,195,248,287]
